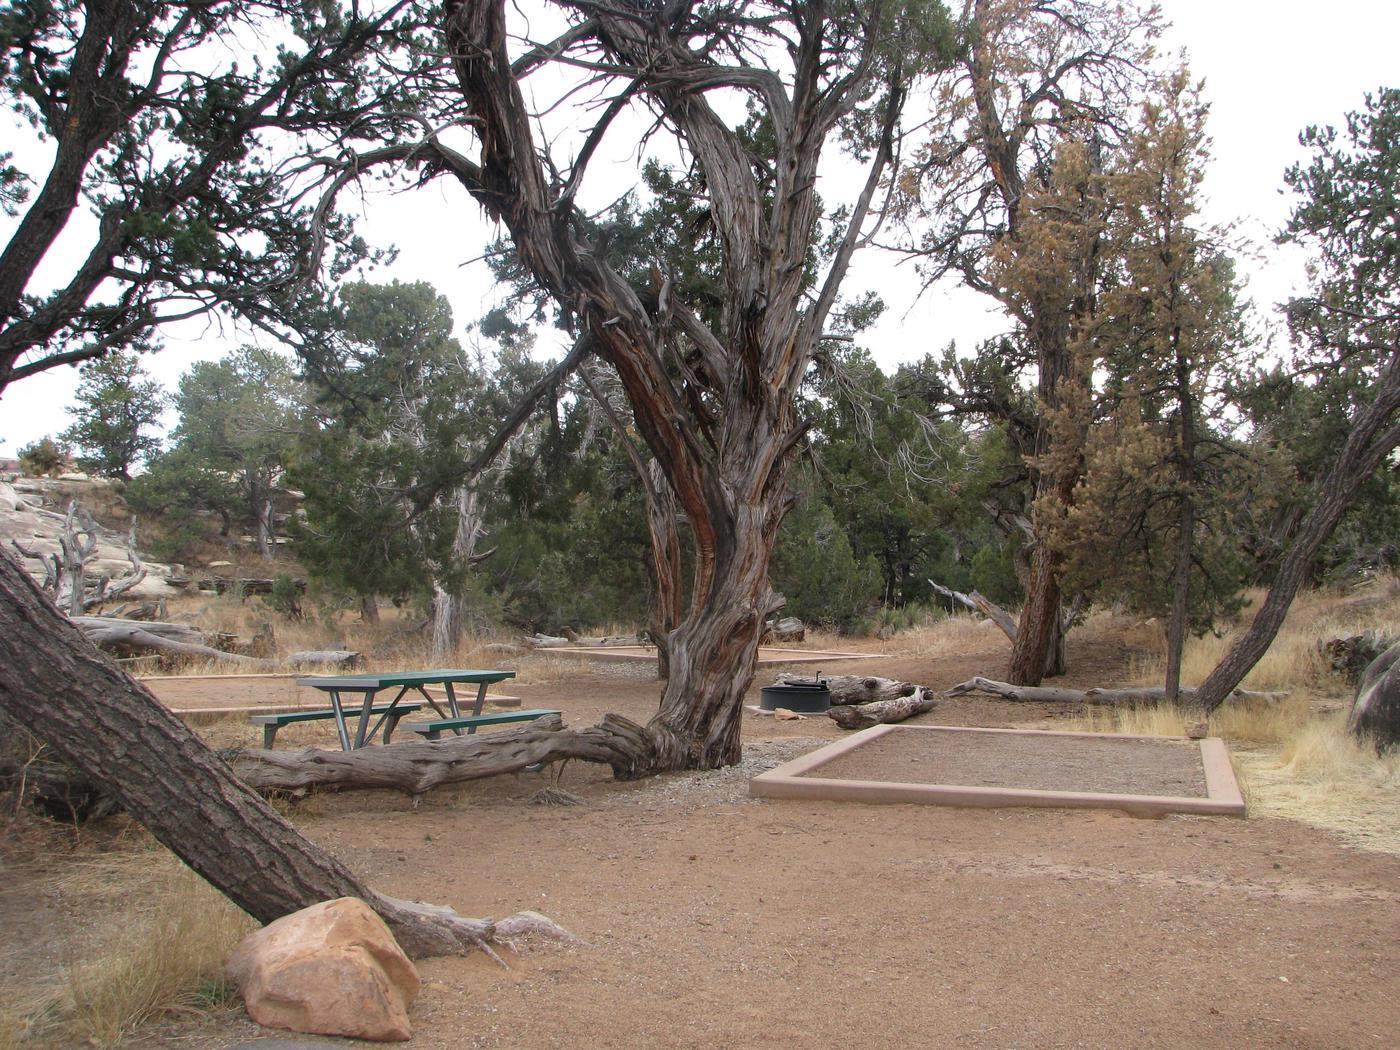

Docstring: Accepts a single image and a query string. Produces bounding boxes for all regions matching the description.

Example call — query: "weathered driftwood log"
[776,672,917,706]
[230,713,642,795]
[71,616,267,666]
[287,650,363,670]
[945,676,1085,702]
[1348,640,1400,751]
[526,633,637,648]
[762,616,805,643]
[947,676,1288,706]
[928,580,1018,642]
[1082,685,1287,706]
[828,688,939,730]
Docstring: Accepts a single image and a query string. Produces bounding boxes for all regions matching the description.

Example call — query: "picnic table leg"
[351,689,377,749]
[415,684,452,720]
[443,682,466,736]
[383,711,406,744]
[467,682,490,735]
[365,685,415,743]
[327,690,353,752]
[263,723,279,750]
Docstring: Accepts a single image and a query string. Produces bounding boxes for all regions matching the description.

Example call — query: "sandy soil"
[809,728,1209,797]
[9,631,1400,1049]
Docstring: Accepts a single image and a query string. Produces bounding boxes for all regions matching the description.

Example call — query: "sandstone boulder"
[227,897,420,1042]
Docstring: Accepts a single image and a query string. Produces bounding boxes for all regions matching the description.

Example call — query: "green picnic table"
[281,668,522,751]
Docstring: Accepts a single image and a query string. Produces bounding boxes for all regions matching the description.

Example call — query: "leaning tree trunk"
[0,548,569,958]
[1193,356,1400,712]
[1008,543,1066,684]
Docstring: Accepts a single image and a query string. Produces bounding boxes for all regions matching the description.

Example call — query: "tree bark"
[1007,544,1069,683]
[1192,354,1400,711]
[0,548,571,958]
[828,689,938,730]
[643,460,684,681]
[1164,317,1199,704]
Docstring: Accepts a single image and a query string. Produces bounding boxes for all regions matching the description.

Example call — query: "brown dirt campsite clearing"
[4,612,1400,1049]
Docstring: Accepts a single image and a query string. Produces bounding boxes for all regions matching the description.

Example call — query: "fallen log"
[526,633,638,648]
[829,688,939,730]
[944,676,1085,702]
[71,616,204,643]
[231,713,601,795]
[1081,685,1289,707]
[776,672,917,706]
[287,650,363,670]
[71,617,267,667]
[947,676,1289,706]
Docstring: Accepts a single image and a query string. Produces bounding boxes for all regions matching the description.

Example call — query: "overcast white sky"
[2,0,1397,457]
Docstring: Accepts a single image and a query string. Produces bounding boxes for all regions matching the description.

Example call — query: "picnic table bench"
[402,708,561,740]
[251,703,423,750]
[267,668,527,752]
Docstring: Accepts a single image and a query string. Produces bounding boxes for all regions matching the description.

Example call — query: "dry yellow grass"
[1073,700,1400,852]
[884,612,1007,658]
[1237,715,1400,854]
[1068,575,1400,852]
[1126,574,1400,697]
[0,853,253,1049]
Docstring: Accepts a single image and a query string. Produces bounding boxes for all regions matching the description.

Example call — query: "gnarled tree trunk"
[425,1,904,771]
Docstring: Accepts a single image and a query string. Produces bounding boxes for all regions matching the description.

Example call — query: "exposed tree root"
[374,894,580,964]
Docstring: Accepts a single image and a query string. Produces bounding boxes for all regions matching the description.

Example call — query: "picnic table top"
[294,668,517,689]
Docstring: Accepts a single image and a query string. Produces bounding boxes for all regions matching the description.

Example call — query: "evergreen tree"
[129,348,303,559]
[59,350,165,480]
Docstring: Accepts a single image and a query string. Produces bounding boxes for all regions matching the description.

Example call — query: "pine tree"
[59,350,166,480]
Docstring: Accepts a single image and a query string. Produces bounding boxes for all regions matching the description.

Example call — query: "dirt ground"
[7,630,1400,1049]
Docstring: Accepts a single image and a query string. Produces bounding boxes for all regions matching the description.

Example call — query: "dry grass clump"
[884,612,1007,658]
[0,854,253,1049]
[1237,714,1400,853]
[1069,577,1400,852]
[1077,700,1400,854]
[1127,574,1400,698]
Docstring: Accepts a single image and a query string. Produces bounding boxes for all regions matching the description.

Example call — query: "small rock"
[773,707,806,721]
[1185,721,1209,740]
[227,897,420,1042]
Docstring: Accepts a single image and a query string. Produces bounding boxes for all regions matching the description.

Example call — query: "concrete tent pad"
[750,724,1246,818]
[546,646,882,665]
